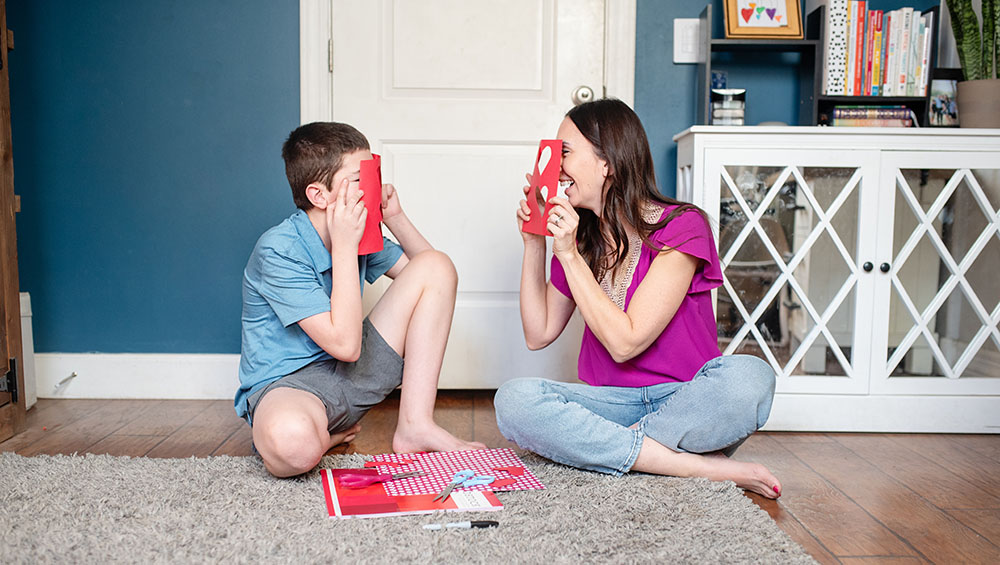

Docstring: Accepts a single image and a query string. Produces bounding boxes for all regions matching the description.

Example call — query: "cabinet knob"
[863,262,873,272]
[880,262,891,273]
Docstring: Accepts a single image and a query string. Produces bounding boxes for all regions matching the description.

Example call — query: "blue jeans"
[494,355,775,476]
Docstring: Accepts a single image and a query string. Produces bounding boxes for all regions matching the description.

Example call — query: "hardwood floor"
[3,393,999,564]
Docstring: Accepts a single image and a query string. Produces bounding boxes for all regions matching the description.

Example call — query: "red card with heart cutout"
[358,154,384,255]
[521,139,562,236]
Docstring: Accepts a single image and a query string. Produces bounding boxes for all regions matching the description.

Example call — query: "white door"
[318,0,631,388]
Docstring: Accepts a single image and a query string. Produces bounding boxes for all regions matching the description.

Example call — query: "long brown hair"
[566,99,704,278]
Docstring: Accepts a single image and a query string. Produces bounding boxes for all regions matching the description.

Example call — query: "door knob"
[572,85,595,105]
[880,262,891,273]
[863,262,873,272]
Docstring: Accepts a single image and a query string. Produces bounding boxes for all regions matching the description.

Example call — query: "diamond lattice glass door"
[708,150,879,394]
[872,153,1000,395]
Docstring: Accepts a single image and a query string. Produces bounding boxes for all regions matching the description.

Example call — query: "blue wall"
[9,1,298,353]
[9,0,938,354]
[636,1,804,197]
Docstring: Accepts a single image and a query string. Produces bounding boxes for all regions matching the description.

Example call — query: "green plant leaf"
[948,0,983,80]
[985,0,997,78]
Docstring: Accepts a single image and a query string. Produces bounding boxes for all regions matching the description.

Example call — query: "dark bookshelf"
[696,4,941,127]
[696,4,822,126]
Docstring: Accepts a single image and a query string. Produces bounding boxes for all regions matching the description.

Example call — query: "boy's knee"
[411,249,457,287]
[257,415,326,476]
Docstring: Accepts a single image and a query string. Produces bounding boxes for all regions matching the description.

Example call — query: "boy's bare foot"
[392,423,487,454]
[330,423,361,447]
[700,456,782,499]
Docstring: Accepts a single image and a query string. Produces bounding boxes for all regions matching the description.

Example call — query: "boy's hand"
[381,183,403,221]
[326,178,367,253]
[517,172,544,245]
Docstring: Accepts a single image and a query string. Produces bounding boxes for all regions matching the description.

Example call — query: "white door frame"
[299,0,636,124]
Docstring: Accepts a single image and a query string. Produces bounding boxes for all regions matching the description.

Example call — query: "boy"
[236,122,484,477]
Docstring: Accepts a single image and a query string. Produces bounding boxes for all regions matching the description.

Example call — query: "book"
[845,1,856,95]
[863,10,875,95]
[852,1,866,96]
[896,8,914,98]
[832,106,911,118]
[870,10,883,96]
[917,11,934,96]
[831,117,914,127]
[815,0,849,95]
[884,10,898,96]
[906,15,924,96]
[321,468,504,519]
[879,11,890,94]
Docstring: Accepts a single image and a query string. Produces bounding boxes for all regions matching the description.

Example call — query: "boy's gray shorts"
[246,318,403,434]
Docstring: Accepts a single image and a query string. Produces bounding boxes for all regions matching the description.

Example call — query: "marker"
[423,520,499,530]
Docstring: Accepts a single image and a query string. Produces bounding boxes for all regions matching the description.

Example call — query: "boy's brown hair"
[282,122,370,210]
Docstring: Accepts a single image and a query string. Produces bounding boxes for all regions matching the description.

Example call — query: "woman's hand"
[546,196,579,260]
[517,172,545,246]
[326,178,367,253]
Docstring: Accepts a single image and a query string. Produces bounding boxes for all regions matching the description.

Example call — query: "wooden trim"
[299,0,333,123]
[0,0,25,442]
[604,0,636,105]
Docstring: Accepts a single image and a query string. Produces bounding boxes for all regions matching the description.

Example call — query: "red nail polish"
[772,485,780,494]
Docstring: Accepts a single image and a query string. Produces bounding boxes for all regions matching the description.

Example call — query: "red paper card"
[367,448,545,496]
[358,154,384,255]
[321,468,503,519]
[521,140,562,236]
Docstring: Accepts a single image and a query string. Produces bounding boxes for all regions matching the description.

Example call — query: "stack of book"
[816,1,934,97]
[828,105,916,127]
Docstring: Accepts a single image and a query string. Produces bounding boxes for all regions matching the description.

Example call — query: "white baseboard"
[33,354,1000,433]
[765,393,1000,433]
[36,353,240,400]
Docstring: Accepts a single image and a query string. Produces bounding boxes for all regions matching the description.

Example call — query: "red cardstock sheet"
[321,468,503,519]
[521,139,562,236]
[358,154,384,255]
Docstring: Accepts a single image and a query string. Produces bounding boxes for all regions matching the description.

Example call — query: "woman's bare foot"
[392,422,487,454]
[632,437,780,499]
[700,456,782,499]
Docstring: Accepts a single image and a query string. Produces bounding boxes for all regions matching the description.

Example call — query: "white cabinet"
[675,126,1000,432]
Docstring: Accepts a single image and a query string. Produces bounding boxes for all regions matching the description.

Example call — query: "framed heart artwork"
[724,0,802,39]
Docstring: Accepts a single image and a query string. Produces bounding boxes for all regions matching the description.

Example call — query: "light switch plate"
[673,18,700,64]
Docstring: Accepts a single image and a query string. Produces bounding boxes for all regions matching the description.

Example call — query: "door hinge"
[328,39,334,73]
[0,358,17,403]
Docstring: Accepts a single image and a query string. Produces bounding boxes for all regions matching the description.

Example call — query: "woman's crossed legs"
[494,355,782,498]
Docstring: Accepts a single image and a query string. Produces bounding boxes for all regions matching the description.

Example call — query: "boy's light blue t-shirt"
[235,209,403,420]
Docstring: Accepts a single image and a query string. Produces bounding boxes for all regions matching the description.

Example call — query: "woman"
[494,99,781,498]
